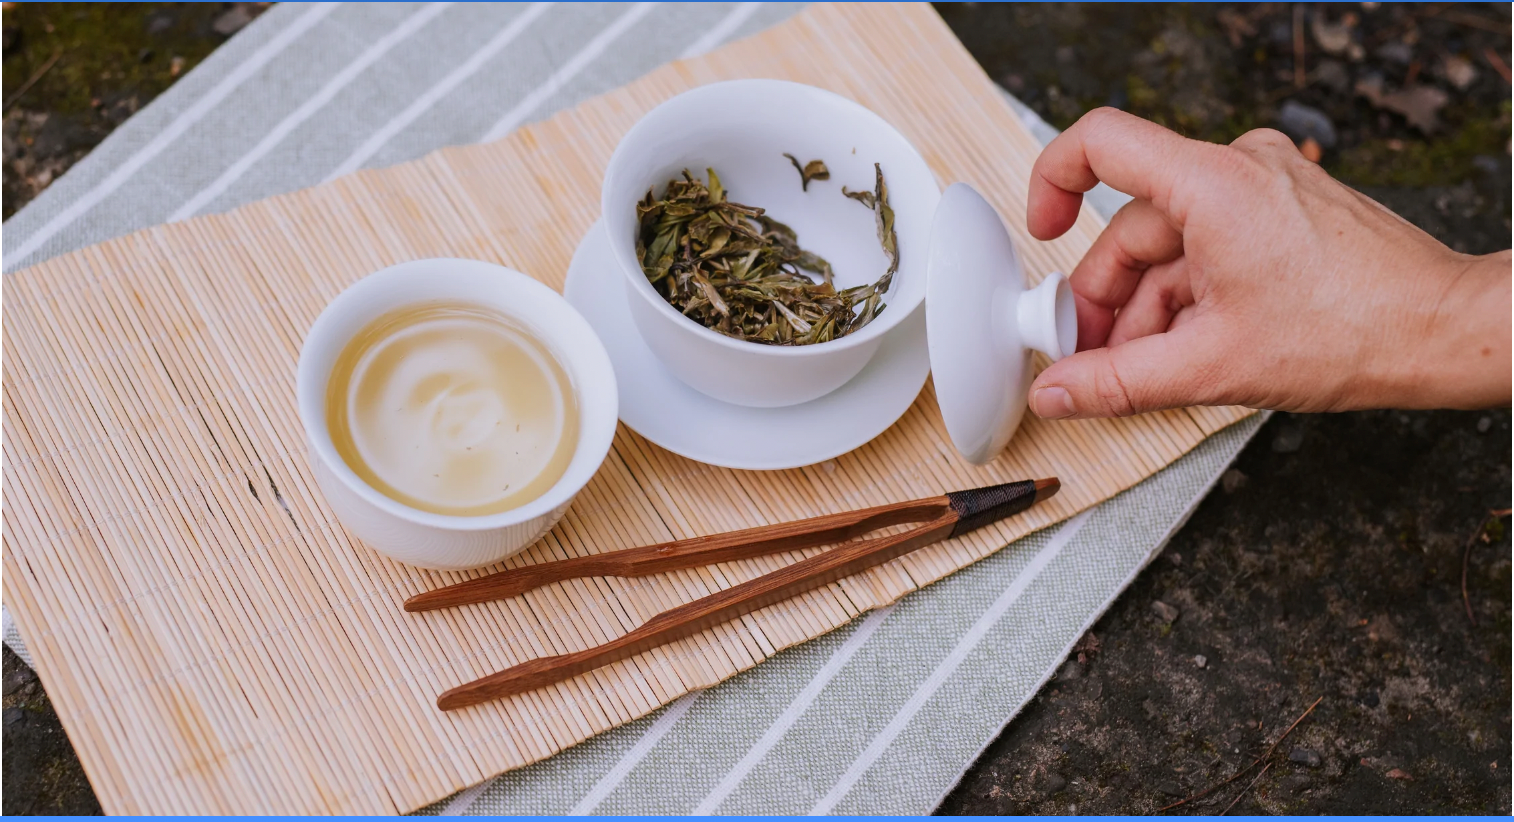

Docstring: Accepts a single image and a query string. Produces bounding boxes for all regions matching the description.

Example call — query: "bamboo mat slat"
[1,3,1254,814]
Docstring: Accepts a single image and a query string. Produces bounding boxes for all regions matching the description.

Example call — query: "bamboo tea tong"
[409,478,1061,710]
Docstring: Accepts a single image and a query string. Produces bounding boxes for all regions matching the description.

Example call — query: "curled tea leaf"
[841,185,876,209]
[783,153,831,191]
[872,162,899,284]
[842,163,899,293]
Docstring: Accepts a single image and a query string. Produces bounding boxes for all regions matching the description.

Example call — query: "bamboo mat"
[1,3,1254,814]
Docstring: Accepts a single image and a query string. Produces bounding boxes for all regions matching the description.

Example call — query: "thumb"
[1028,325,1225,419]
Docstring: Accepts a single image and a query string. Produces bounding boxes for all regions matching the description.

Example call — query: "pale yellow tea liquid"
[326,301,579,517]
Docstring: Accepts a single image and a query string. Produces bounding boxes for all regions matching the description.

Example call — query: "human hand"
[1025,108,1511,420]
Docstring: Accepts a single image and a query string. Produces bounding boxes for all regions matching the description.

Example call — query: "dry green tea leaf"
[843,162,899,294]
[783,153,831,191]
[841,185,876,209]
[636,166,894,346]
[871,162,899,286]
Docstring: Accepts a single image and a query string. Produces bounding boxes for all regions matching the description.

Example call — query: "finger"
[1106,258,1194,347]
[1027,107,1225,240]
[1028,321,1225,419]
[1071,291,1112,354]
[1068,199,1184,350]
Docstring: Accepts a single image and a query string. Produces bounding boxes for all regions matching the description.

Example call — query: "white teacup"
[296,258,617,571]
[601,79,941,408]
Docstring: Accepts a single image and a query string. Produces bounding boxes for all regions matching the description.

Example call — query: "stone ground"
[940,406,1512,814]
[3,2,1510,815]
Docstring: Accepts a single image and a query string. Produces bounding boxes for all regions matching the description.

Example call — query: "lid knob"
[1015,271,1076,362]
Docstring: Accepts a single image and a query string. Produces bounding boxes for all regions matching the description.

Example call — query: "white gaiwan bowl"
[601,79,940,408]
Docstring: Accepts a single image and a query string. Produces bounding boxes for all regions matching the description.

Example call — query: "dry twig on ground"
[1462,508,1512,626]
[1292,5,1306,88]
[1484,48,1512,84]
[1220,762,1273,815]
[3,50,62,112]
[1159,696,1323,813]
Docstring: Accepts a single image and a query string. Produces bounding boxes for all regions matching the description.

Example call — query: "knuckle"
[1229,127,1292,153]
[1226,129,1322,183]
[1077,106,1131,140]
[1081,106,1126,127]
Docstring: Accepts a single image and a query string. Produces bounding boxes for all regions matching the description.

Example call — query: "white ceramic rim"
[296,258,617,532]
[601,78,933,358]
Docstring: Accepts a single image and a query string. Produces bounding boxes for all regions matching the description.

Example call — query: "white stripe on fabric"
[678,3,763,59]
[437,778,491,817]
[569,691,699,815]
[692,604,894,815]
[167,2,452,222]
[323,2,554,182]
[480,2,659,143]
[809,510,1094,816]
[3,2,341,268]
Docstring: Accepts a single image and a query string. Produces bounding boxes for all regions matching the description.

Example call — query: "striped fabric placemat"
[2,3,1262,814]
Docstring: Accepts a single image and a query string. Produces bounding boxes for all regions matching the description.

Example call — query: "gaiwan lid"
[926,182,1077,465]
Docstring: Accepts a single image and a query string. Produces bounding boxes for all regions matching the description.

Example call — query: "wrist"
[1394,251,1511,409]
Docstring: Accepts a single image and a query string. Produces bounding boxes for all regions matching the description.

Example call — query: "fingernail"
[1033,386,1076,419]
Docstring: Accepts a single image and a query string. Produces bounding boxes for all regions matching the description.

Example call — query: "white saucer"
[564,221,930,471]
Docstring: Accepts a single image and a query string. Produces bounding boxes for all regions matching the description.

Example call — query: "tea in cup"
[297,259,617,570]
[325,301,580,517]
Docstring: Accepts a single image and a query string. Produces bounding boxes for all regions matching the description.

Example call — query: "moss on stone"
[1333,102,1513,188]
[2,3,230,115]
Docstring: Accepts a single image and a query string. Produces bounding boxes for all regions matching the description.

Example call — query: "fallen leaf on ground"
[1385,768,1413,781]
[1310,12,1357,55]
[1073,631,1102,663]
[1441,55,1478,90]
[1355,75,1449,133]
[1217,8,1256,47]
[213,4,255,36]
